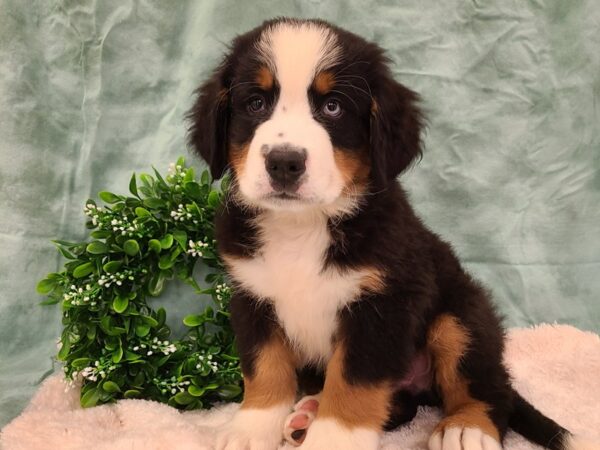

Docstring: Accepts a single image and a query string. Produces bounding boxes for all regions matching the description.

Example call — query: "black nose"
[265,146,307,190]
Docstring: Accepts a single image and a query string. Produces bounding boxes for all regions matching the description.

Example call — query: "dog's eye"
[322,99,342,118]
[247,95,266,114]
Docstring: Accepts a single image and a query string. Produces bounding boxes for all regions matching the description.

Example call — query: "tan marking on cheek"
[360,267,386,294]
[242,331,298,409]
[333,147,370,194]
[314,71,336,94]
[318,343,391,429]
[228,143,250,178]
[256,66,274,90]
[427,314,500,441]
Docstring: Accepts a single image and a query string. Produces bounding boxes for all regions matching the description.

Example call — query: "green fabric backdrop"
[1,0,598,428]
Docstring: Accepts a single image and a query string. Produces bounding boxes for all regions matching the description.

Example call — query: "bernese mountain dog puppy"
[188,17,595,450]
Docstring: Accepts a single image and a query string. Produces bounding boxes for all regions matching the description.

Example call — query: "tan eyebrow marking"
[313,70,336,94]
[256,66,274,90]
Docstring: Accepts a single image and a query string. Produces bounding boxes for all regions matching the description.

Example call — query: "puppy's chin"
[235,185,360,219]
[257,194,318,212]
[237,188,327,213]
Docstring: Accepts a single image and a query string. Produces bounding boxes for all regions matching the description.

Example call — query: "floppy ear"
[187,62,231,180]
[370,75,424,188]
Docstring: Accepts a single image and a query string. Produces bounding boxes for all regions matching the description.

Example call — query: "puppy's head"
[188,18,423,214]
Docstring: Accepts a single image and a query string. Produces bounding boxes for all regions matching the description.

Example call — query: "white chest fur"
[226,211,368,364]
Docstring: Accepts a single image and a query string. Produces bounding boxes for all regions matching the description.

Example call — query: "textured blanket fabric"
[1,0,600,428]
[2,324,599,450]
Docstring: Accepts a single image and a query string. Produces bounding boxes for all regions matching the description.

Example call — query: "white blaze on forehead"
[236,21,348,213]
[257,22,341,102]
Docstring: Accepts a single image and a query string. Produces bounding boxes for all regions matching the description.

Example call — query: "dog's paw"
[299,418,379,450]
[283,395,321,446]
[215,406,290,450]
[428,426,502,450]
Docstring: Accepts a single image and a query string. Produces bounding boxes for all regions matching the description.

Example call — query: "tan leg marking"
[427,314,500,441]
[242,330,298,409]
[318,343,391,429]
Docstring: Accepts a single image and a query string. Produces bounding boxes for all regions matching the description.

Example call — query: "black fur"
[228,289,278,377]
[188,17,575,450]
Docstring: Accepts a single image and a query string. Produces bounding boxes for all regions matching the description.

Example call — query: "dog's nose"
[265,146,307,190]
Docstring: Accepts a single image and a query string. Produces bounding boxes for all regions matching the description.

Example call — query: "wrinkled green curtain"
[1,0,598,427]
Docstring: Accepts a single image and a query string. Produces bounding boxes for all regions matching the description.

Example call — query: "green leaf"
[147,271,165,296]
[160,234,173,249]
[124,389,140,399]
[112,346,123,363]
[176,156,185,168]
[183,167,194,183]
[156,307,166,327]
[86,325,96,340]
[152,167,169,189]
[174,391,195,405]
[86,241,108,255]
[188,385,205,397]
[135,323,150,337]
[207,190,220,208]
[39,297,60,306]
[183,314,203,327]
[99,317,126,336]
[158,254,174,270]
[148,239,162,253]
[102,381,121,393]
[125,198,141,208]
[91,230,111,239]
[71,358,91,369]
[129,173,138,197]
[170,246,182,262]
[218,384,242,400]
[57,335,70,360]
[80,388,100,408]
[141,315,159,327]
[99,191,121,204]
[184,181,202,198]
[52,239,80,248]
[173,230,188,250]
[140,173,154,187]
[135,207,151,217]
[123,240,140,256]
[73,262,94,278]
[125,351,141,361]
[201,170,210,186]
[220,174,230,192]
[143,197,166,209]
[36,278,57,295]
[103,260,122,273]
[113,296,129,313]
[56,246,76,259]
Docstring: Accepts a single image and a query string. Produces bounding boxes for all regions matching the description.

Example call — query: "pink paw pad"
[283,396,320,446]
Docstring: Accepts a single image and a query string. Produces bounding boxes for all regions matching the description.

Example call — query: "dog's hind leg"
[427,313,511,450]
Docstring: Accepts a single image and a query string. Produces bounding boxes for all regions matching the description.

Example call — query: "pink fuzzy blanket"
[2,324,599,450]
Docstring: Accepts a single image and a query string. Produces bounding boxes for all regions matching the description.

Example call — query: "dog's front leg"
[215,293,297,450]
[299,342,392,450]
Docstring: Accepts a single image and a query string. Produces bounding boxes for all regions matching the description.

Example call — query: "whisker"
[333,60,370,76]
[329,89,359,111]
[335,74,373,98]
[334,81,373,101]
